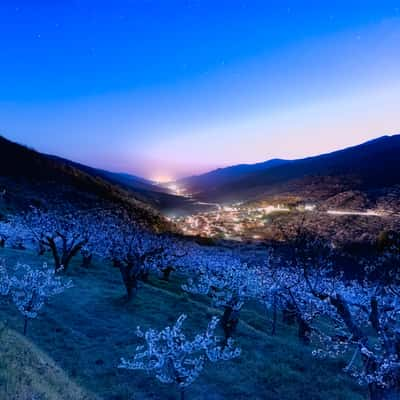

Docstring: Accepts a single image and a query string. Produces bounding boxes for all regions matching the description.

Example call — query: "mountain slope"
[0,136,168,230]
[49,156,206,214]
[184,135,400,204]
[179,158,288,193]
[49,156,164,194]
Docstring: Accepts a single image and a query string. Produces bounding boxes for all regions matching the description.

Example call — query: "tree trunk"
[221,306,239,341]
[81,253,92,268]
[61,241,86,272]
[38,243,46,255]
[297,316,311,344]
[47,238,62,272]
[282,303,296,325]
[119,263,139,302]
[140,270,150,282]
[23,317,28,336]
[125,282,138,301]
[329,294,363,341]
[161,266,174,281]
[180,388,185,400]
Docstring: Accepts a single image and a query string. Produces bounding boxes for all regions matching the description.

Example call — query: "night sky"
[0,1,399,180]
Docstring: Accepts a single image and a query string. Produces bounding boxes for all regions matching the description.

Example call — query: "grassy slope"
[0,248,366,400]
[0,322,95,400]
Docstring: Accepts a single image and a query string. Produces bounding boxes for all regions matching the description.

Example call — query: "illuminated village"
[165,183,390,242]
[171,202,318,241]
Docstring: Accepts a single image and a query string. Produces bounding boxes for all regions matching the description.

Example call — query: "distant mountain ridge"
[179,158,288,192]
[2,133,400,218]
[180,134,400,205]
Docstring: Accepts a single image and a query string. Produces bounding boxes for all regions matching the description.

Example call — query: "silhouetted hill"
[179,158,288,193]
[49,156,207,215]
[49,156,163,194]
[183,135,400,206]
[0,136,169,230]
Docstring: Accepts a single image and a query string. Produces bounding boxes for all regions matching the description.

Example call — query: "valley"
[156,135,400,248]
[161,181,399,247]
[1,134,400,400]
[170,200,393,242]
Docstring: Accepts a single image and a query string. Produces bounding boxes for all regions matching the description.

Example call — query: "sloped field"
[0,248,366,400]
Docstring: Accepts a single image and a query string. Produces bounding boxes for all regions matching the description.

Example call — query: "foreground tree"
[16,208,96,272]
[6,263,73,335]
[98,211,191,301]
[183,253,262,340]
[155,235,189,281]
[255,226,400,398]
[309,276,400,399]
[283,227,334,342]
[260,264,316,342]
[260,234,334,343]
[292,237,400,400]
[105,228,166,300]
[119,314,241,400]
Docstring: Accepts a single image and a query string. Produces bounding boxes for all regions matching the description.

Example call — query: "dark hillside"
[0,136,168,230]
[188,135,400,204]
[179,158,288,193]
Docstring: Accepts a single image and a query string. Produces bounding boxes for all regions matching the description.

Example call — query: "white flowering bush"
[179,226,400,399]
[307,275,400,399]
[6,263,73,335]
[12,207,99,272]
[274,229,400,399]
[96,210,195,301]
[183,252,263,339]
[119,314,241,399]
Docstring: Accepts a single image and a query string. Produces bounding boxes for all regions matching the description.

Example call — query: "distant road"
[326,210,387,217]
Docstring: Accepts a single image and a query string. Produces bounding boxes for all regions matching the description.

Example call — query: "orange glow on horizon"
[152,174,174,184]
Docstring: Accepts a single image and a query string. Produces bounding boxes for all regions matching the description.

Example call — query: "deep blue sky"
[1,1,399,180]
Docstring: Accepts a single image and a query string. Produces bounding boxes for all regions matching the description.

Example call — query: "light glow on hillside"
[152,175,173,184]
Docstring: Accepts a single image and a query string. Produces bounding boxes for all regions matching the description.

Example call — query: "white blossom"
[4,262,73,334]
[119,314,240,394]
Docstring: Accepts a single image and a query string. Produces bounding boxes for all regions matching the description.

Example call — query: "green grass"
[0,321,95,400]
[0,247,367,400]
